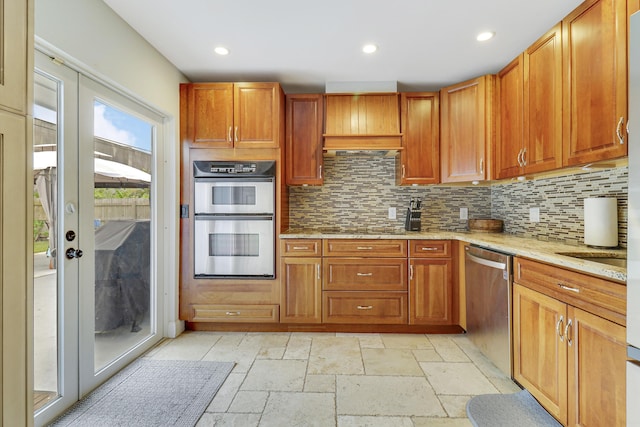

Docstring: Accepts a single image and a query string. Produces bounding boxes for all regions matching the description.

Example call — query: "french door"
[33,51,165,425]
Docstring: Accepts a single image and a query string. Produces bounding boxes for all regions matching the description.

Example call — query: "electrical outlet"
[388,207,396,220]
[460,207,468,220]
[530,207,540,222]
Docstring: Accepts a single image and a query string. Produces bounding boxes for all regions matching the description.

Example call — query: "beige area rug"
[51,359,234,426]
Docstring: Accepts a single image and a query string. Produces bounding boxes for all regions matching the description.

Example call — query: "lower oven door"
[194,215,275,278]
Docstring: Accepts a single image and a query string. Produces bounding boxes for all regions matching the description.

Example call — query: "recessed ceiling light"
[362,44,378,54]
[214,47,229,56]
[476,31,495,42]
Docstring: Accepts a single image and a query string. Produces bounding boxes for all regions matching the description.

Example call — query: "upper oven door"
[194,179,275,215]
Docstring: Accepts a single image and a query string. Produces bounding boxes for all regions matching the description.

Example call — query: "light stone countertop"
[281,229,627,283]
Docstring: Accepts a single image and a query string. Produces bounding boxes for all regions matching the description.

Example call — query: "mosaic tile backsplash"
[288,156,628,248]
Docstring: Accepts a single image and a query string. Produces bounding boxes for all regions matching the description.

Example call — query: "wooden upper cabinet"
[285,94,324,185]
[495,55,524,180]
[181,82,283,149]
[632,0,640,14]
[440,75,495,183]
[0,0,29,114]
[523,24,563,174]
[562,0,628,165]
[397,92,440,185]
[323,93,402,150]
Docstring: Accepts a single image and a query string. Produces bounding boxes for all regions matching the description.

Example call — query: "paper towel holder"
[584,197,618,248]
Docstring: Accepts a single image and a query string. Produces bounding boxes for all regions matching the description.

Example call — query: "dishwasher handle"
[466,252,507,270]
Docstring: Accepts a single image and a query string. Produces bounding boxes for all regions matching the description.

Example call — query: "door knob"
[65,230,76,241]
[66,248,83,259]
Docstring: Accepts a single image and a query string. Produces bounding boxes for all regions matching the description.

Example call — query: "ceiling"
[103,0,584,93]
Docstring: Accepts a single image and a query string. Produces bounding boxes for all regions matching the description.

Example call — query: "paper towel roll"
[584,197,618,247]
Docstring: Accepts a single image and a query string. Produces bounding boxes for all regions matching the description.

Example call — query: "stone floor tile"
[412,348,443,362]
[304,374,336,393]
[420,362,499,395]
[204,373,246,413]
[308,336,364,375]
[437,395,472,417]
[428,335,471,362]
[146,331,221,360]
[214,333,247,347]
[241,332,291,349]
[196,412,261,427]
[260,392,336,427]
[256,346,285,359]
[202,344,259,374]
[412,417,473,427]
[241,359,307,391]
[361,348,423,376]
[338,415,414,426]
[283,335,312,360]
[227,390,268,413]
[336,375,445,417]
[489,376,522,394]
[450,335,507,378]
[381,334,433,349]
[336,333,384,348]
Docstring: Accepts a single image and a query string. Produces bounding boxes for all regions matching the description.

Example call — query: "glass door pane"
[91,99,154,372]
[33,71,60,411]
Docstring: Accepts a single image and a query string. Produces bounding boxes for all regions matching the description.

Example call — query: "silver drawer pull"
[558,284,580,293]
[292,246,309,250]
[421,247,438,251]
[356,272,373,276]
[225,311,241,316]
[356,246,373,250]
[556,315,565,342]
[357,305,373,310]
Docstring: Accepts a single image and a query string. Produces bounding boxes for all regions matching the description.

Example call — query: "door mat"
[466,389,562,427]
[51,359,234,426]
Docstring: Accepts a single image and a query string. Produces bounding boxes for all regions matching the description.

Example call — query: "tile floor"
[143,331,521,427]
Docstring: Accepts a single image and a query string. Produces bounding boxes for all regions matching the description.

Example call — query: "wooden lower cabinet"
[191,304,279,323]
[280,257,322,323]
[323,291,407,324]
[409,258,453,325]
[513,283,626,426]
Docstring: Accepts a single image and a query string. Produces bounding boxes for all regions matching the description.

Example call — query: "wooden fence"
[34,198,150,221]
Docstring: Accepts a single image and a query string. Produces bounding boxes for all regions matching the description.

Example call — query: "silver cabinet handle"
[421,247,438,251]
[402,164,406,178]
[356,246,373,250]
[228,126,232,142]
[616,117,625,144]
[319,164,323,179]
[409,264,414,280]
[317,264,321,280]
[357,305,373,310]
[225,311,241,316]
[292,246,309,250]
[517,149,523,167]
[565,319,573,346]
[356,272,373,276]
[556,315,565,342]
[558,284,580,293]
[480,158,484,175]
[234,126,239,142]
[522,148,527,166]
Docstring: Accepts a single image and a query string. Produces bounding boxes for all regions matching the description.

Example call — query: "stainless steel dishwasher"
[464,245,513,377]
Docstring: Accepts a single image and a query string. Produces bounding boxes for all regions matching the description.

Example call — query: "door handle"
[356,305,373,310]
[356,272,373,276]
[66,248,83,259]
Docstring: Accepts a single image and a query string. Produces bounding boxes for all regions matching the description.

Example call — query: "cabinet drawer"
[281,239,322,256]
[323,239,407,257]
[323,258,407,291]
[409,240,451,258]
[322,291,407,324]
[191,304,279,323]
[514,257,626,325]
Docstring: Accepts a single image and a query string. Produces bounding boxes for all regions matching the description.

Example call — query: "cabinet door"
[281,257,322,323]
[184,83,234,148]
[440,75,493,183]
[523,24,563,174]
[398,93,440,185]
[0,0,28,114]
[495,55,524,180]
[234,83,281,148]
[285,94,324,185]
[324,94,400,136]
[563,0,628,165]
[513,284,568,425]
[567,306,626,427]
[409,258,452,325]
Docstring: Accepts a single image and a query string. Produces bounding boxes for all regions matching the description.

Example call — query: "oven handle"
[194,177,275,183]
[194,214,274,221]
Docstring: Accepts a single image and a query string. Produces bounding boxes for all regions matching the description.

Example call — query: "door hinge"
[180,204,189,218]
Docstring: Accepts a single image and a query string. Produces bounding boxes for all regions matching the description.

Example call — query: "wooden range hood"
[323,93,403,155]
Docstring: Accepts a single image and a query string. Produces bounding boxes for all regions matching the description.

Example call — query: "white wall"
[35,0,188,337]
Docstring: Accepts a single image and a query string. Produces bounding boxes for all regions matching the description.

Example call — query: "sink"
[555,252,627,268]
